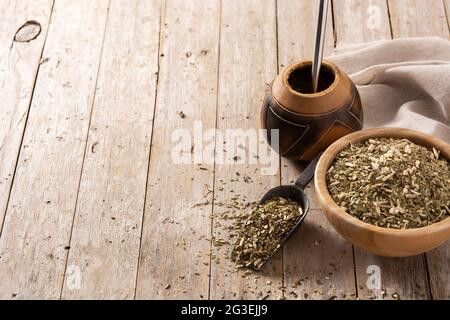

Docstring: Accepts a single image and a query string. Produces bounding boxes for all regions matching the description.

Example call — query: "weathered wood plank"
[61,0,161,299]
[0,0,53,231]
[135,0,220,299]
[0,0,109,299]
[333,0,430,300]
[388,0,449,38]
[333,0,391,47]
[277,0,356,300]
[427,244,450,299]
[209,0,282,300]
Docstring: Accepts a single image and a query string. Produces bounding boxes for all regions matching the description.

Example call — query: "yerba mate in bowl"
[231,197,303,270]
[315,128,450,257]
[327,138,450,229]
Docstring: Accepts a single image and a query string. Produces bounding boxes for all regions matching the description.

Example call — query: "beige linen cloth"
[327,37,450,143]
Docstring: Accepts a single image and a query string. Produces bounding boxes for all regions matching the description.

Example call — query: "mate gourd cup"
[261,60,363,161]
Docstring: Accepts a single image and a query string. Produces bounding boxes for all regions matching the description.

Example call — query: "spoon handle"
[295,152,323,190]
[311,0,330,93]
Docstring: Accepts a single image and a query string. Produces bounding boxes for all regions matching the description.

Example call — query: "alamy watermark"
[366,265,382,290]
[366,5,382,31]
[171,121,280,175]
[66,265,82,291]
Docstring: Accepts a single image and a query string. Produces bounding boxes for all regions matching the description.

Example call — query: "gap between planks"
[207,0,223,300]
[59,0,112,299]
[274,0,285,299]
[134,0,165,300]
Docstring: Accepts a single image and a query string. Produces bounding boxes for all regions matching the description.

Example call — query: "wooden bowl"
[314,128,450,257]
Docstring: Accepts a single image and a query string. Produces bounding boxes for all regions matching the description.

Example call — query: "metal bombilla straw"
[312,0,330,93]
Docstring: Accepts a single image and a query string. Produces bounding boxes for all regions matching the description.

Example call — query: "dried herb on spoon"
[232,197,303,270]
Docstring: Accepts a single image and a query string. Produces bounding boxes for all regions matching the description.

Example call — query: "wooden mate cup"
[261,60,363,162]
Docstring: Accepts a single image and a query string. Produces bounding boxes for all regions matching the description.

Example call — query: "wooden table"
[0,0,449,300]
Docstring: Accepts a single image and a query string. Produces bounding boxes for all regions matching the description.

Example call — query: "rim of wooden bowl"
[314,127,450,237]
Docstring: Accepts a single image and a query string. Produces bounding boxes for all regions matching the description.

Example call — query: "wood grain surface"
[0,0,109,299]
[388,0,449,38]
[333,0,391,46]
[0,0,448,299]
[62,0,161,299]
[0,0,54,231]
[135,0,220,299]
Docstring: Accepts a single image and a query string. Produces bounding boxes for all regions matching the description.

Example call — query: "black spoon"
[232,152,323,270]
[260,151,322,229]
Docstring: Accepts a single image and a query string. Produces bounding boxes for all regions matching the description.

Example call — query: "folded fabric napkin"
[327,37,450,143]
